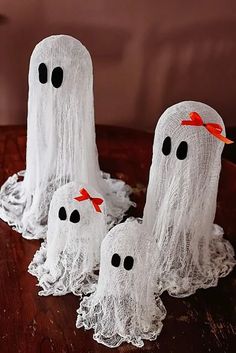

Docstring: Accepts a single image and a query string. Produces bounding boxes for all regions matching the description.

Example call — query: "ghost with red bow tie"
[143,101,235,297]
[29,181,107,296]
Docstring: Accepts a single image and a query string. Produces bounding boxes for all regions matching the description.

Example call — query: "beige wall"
[0,0,236,131]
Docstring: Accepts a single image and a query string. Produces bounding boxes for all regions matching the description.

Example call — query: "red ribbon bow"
[74,188,104,213]
[181,112,234,144]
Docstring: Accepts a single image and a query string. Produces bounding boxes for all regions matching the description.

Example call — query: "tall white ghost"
[77,218,166,348]
[0,35,132,239]
[29,181,107,296]
[143,101,235,297]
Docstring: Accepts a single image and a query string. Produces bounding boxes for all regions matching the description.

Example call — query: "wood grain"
[0,125,235,353]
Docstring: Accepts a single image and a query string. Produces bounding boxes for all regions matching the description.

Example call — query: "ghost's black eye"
[124,256,134,271]
[51,67,63,88]
[176,141,188,160]
[38,63,47,84]
[111,253,121,267]
[58,206,67,220]
[70,210,80,223]
[162,136,171,156]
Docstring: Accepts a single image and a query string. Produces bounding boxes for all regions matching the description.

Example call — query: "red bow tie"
[181,112,234,144]
[74,188,104,213]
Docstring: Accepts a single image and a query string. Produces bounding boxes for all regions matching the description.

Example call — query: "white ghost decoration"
[143,101,235,297]
[76,218,166,348]
[28,181,107,296]
[0,35,132,239]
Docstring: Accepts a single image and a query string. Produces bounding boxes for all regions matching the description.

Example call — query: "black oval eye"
[51,67,63,88]
[58,206,67,221]
[176,141,188,160]
[70,210,80,223]
[162,136,171,156]
[124,256,134,271]
[111,253,121,267]
[38,63,47,84]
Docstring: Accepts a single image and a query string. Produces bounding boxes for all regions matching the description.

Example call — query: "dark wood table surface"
[0,125,235,353]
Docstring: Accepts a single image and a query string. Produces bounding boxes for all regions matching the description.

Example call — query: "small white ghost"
[0,34,132,239]
[143,101,235,297]
[28,182,107,296]
[76,218,166,348]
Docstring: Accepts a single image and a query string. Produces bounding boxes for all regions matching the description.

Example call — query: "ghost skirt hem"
[0,171,48,239]
[101,171,135,228]
[157,225,236,298]
[0,170,134,239]
[28,241,99,296]
[0,171,26,233]
[76,296,165,348]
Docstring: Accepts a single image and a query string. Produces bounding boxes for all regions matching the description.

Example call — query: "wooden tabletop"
[0,125,235,353]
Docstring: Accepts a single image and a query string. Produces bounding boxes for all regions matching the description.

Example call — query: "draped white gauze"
[77,218,166,348]
[0,35,132,239]
[28,182,107,296]
[143,101,235,297]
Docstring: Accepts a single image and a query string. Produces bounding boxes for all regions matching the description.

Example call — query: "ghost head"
[76,218,166,348]
[0,35,132,239]
[28,182,107,296]
[143,101,235,297]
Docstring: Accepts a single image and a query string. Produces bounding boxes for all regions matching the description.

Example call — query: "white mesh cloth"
[0,35,132,239]
[143,101,235,297]
[28,181,107,296]
[76,218,166,348]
